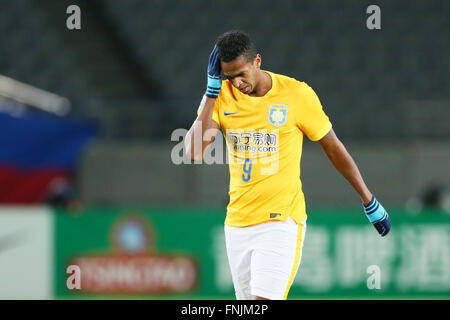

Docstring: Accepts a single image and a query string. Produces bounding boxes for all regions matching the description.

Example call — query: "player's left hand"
[363,196,391,237]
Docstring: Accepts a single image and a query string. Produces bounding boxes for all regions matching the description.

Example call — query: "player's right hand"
[205,45,222,98]
[363,196,391,237]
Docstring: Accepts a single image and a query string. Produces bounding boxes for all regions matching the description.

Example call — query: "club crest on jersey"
[268,104,288,127]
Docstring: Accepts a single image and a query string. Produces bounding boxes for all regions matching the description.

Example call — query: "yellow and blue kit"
[198,71,332,227]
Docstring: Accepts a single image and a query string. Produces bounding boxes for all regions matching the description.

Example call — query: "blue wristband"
[364,197,387,223]
[206,75,221,98]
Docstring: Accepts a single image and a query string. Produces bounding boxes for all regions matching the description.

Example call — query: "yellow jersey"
[198,71,332,227]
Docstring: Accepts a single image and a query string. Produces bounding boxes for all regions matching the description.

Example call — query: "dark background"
[1,0,449,208]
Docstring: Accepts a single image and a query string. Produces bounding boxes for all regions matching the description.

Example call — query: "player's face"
[221,54,262,95]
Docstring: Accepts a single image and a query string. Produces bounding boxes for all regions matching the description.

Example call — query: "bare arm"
[184,96,220,161]
[318,128,372,205]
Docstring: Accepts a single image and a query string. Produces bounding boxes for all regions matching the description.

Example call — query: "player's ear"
[254,54,262,69]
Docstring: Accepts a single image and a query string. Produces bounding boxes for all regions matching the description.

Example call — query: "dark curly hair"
[216,30,257,63]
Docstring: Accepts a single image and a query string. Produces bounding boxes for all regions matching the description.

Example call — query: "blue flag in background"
[0,110,98,203]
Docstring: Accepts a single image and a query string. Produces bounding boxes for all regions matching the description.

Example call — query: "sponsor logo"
[270,213,281,218]
[224,111,239,116]
[227,130,278,154]
[66,214,198,294]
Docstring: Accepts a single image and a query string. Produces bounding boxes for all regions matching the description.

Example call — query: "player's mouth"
[239,86,249,93]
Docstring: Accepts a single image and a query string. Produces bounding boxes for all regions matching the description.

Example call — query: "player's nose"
[233,78,243,89]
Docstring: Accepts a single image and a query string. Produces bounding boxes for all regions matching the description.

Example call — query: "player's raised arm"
[318,128,391,236]
[185,45,221,161]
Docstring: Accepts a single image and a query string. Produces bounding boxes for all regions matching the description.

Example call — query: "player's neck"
[249,70,272,97]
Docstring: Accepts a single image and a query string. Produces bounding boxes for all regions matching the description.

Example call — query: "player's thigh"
[224,225,253,299]
[250,218,306,300]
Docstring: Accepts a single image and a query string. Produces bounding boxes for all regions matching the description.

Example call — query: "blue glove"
[363,196,391,237]
[205,45,222,98]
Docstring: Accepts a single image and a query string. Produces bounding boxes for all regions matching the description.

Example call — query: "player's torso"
[218,90,301,181]
[217,73,306,226]
[218,73,303,177]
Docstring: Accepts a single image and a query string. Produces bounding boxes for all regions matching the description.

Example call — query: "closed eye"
[226,72,245,80]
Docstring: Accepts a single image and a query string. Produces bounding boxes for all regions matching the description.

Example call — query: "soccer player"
[185,30,391,300]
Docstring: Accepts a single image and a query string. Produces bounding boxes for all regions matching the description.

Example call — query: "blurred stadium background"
[0,0,449,299]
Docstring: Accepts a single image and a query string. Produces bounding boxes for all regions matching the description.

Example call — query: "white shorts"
[224,217,307,300]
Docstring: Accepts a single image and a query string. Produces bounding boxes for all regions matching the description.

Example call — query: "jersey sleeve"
[296,82,332,141]
[197,94,220,127]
